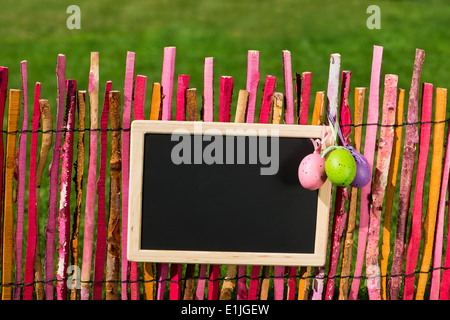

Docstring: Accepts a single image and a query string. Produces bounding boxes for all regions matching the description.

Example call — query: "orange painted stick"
[1,89,21,300]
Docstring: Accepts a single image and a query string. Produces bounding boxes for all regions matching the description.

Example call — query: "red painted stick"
[325,71,352,300]
[0,67,7,260]
[170,74,190,300]
[245,50,260,123]
[23,82,40,300]
[389,49,425,300]
[14,61,28,299]
[45,55,65,299]
[175,74,190,121]
[349,45,383,299]
[258,75,276,124]
[218,76,233,123]
[93,81,112,300]
[365,74,398,300]
[403,82,433,300]
[56,79,76,300]
[299,72,311,125]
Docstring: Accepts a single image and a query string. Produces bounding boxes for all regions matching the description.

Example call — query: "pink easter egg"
[298,152,327,190]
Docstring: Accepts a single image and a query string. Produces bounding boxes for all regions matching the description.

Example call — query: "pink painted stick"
[202,57,214,122]
[196,58,214,300]
[258,75,276,124]
[389,49,425,300]
[312,53,340,301]
[349,45,383,300]
[23,82,40,300]
[282,50,294,124]
[56,79,76,300]
[93,81,112,300]
[80,52,99,300]
[299,72,311,125]
[121,51,136,300]
[161,46,176,121]
[45,54,65,299]
[157,47,176,299]
[175,74,190,121]
[365,74,398,300]
[14,60,28,299]
[245,50,260,123]
[403,82,433,300]
[273,267,285,300]
[195,264,208,300]
[130,75,147,300]
[325,70,352,301]
[170,74,190,300]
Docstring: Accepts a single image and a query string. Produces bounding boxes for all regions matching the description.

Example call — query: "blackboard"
[128,121,332,266]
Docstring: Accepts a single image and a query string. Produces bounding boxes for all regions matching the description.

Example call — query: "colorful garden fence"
[0,45,449,300]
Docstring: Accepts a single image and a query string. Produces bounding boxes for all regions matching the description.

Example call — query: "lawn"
[0,0,450,299]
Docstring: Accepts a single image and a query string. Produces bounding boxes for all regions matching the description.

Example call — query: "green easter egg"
[325,149,356,187]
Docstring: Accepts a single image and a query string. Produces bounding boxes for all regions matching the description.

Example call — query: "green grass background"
[0,0,450,299]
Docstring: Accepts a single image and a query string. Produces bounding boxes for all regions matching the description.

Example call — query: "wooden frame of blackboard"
[127,120,333,266]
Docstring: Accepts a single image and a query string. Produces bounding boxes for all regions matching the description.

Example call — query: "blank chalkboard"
[128,120,332,266]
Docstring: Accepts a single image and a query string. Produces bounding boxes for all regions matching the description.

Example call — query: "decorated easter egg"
[325,149,356,187]
[298,152,327,190]
[350,152,372,188]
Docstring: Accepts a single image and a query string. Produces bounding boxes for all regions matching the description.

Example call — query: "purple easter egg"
[350,152,372,188]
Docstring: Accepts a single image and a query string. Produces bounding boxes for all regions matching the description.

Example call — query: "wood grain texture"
[416,86,447,300]
[380,88,404,300]
[390,49,425,300]
[35,99,52,300]
[365,74,398,300]
[70,90,86,300]
[350,45,383,300]
[1,89,20,300]
[338,87,366,300]
[105,91,122,300]
[56,79,76,300]
[14,61,28,300]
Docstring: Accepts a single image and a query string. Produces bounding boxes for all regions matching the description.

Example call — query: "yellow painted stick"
[149,82,162,121]
[415,87,447,299]
[380,88,404,300]
[1,89,21,300]
[338,87,366,300]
